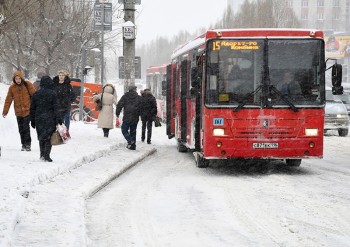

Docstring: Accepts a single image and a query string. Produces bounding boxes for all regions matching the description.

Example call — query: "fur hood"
[12,70,25,83]
[103,83,115,94]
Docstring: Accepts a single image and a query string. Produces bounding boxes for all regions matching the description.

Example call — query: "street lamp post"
[79,47,101,121]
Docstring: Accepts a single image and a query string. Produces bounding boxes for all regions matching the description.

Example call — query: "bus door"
[180,60,188,144]
[166,64,176,139]
[186,61,198,149]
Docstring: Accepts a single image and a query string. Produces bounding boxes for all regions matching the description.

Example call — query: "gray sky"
[135,0,227,46]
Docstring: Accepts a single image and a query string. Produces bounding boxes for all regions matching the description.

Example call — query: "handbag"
[50,130,64,145]
[95,100,102,111]
[57,124,71,143]
[154,116,162,127]
[95,93,104,111]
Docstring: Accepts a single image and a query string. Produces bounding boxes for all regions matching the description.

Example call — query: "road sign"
[118,0,141,4]
[119,56,141,79]
[94,2,112,31]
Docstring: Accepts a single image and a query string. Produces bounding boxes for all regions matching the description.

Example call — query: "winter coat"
[2,71,36,117]
[53,75,75,118]
[30,76,59,141]
[93,84,117,129]
[141,91,157,121]
[116,90,142,124]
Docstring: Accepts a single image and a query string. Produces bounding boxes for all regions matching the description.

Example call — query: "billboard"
[325,34,350,59]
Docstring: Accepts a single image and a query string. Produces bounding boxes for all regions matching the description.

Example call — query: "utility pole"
[123,0,136,93]
[101,0,105,85]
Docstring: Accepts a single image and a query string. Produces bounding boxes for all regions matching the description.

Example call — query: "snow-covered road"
[86,133,350,247]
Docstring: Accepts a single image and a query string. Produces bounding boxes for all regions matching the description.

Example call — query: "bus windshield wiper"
[234,85,263,112]
[234,84,299,112]
[269,85,299,112]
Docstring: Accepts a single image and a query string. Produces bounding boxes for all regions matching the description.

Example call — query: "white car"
[325,90,349,136]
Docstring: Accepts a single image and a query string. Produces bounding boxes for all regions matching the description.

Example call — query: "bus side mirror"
[161,80,166,96]
[332,63,343,95]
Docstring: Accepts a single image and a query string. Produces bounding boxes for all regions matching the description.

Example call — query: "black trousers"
[16,115,31,146]
[103,128,110,137]
[141,120,153,142]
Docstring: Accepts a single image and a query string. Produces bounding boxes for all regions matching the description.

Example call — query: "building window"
[333,10,340,20]
[332,0,340,7]
[317,0,324,7]
[317,12,324,20]
[287,0,293,7]
[302,0,308,7]
[301,12,308,20]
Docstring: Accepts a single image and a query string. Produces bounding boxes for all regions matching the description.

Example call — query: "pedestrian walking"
[53,70,75,129]
[140,89,157,144]
[33,70,45,91]
[93,83,117,137]
[30,76,60,162]
[115,85,142,150]
[2,70,36,151]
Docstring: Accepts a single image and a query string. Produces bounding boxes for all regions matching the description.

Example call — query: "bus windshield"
[205,39,325,108]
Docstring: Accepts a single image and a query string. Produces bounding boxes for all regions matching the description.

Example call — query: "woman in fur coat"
[93,84,117,137]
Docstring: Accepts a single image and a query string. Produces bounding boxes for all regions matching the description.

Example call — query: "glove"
[31,121,35,129]
[115,118,120,127]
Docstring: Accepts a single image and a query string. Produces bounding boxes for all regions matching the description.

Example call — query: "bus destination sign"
[213,41,260,51]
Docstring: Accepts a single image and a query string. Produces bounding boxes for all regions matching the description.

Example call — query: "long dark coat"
[52,75,75,120]
[141,91,157,121]
[30,76,59,141]
[115,90,142,124]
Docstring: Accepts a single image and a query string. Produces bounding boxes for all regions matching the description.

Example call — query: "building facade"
[287,0,350,32]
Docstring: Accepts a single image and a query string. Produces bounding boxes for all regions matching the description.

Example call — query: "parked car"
[325,90,349,136]
[337,93,350,116]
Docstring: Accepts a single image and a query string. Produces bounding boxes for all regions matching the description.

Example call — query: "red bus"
[146,65,167,120]
[165,29,340,168]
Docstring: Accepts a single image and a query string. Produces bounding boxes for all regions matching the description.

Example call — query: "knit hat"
[128,85,137,92]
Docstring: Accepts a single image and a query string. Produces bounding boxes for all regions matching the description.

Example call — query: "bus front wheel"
[193,152,209,168]
[285,159,301,167]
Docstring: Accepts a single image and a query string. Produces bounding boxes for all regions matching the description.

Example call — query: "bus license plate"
[253,143,278,149]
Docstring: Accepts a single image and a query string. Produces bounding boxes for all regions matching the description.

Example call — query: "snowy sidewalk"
[0,118,156,246]
[11,145,156,246]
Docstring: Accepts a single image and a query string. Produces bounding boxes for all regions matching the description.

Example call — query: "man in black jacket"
[140,89,157,144]
[116,85,142,150]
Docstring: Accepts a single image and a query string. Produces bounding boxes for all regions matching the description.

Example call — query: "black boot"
[103,128,109,138]
[44,140,53,162]
[39,140,45,160]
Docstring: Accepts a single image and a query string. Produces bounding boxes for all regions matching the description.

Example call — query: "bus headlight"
[213,128,225,136]
[305,128,318,136]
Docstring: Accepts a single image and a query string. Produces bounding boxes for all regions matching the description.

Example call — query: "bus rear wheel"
[285,159,301,167]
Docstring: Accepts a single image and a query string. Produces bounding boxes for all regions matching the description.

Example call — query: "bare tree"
[0,0,123,81]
